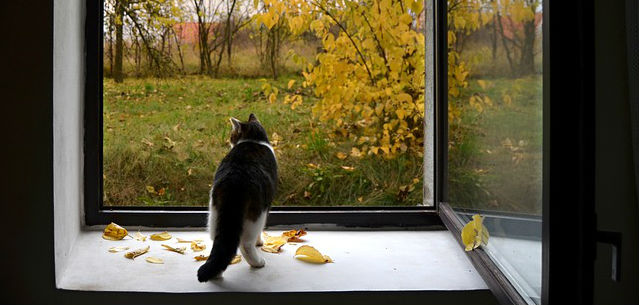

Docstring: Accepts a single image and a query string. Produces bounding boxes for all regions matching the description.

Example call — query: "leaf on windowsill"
[161,244,186,254]
[294,245,333,264]
[461,214,490,251]
[194,254,241,264]
[260,232,288,253]
[191,241,206,252]
[108,246,130,253]
[124,245,150,259]
[194,255,208,261]
[282,229,307,242]
[130,231,147,242]
[176,237,203,243]
[145,257,164,264]
[150,231,172,241]
[102,222,128,240]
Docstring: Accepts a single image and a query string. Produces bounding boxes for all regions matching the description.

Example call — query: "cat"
[197,113,278,282]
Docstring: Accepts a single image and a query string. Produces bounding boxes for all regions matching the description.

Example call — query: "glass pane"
[102,0,429,207]
[446,0,543,304]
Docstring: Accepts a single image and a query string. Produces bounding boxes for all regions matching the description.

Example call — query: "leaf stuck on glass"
[461,214,490,251]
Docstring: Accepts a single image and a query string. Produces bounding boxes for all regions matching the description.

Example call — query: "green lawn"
[448,75,543,215]
[103,76,424,207]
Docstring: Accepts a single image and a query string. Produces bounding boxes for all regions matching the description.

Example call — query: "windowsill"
[57,229,488,293]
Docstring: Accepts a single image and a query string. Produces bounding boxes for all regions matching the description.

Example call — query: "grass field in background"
[103,76,424,207]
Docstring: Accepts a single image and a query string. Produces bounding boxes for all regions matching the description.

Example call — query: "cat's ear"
[248,113,259,123]
[230,117,242,132]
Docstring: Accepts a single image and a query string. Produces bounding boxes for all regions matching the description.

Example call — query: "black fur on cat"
[197,113,277,282]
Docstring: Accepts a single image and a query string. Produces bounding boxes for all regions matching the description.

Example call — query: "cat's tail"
[197,189,244,282]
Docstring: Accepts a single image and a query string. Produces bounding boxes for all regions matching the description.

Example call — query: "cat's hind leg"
[240,212,267,268]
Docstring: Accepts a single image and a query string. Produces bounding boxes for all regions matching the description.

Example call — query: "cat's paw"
[250,257,266,268]
[197,262,222,282]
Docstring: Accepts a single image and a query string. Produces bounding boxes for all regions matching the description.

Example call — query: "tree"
[493,0,540,76]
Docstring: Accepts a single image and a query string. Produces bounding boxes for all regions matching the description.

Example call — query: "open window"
[83,0,597,304]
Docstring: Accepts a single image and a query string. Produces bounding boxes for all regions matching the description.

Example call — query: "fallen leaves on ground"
[124,245,150,259]
[102,222,128,240]
[150,231,172,241]
[108,246,130,253]
[295,245,333,264]
[191,241,206,252]
[461,214,490,251]
[176,237,203,243]
[161,244,186,254]
[145,257,164,264]
[260,233,288,253]
[282,229,307,242]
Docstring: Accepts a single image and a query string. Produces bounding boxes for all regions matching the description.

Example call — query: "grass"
[448,75,543,215]
[103,76,424,207]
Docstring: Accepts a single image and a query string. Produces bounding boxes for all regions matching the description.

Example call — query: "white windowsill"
[57,229,488,293]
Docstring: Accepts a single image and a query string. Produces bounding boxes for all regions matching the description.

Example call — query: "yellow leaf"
[230,255,242,264]
[294,245,333,263]
[336,152,347,160]
[162,244,186,254]
[146,185,156,194]
[150,231,172,241]
[477,80,487,90]
[131,231,147,242]
[287,79,296,89]
[461,214,490,251]
[341,166,355,171]
[177,237,203,243]
[102,222,128,240]
[191,241,206,252]
[260,232,288,253]
[350,147,362,158]
[194,255,208,261]
[145,257,164,264]
[282,229,307,242]
[124,245,150,259]
[108,246,130,253]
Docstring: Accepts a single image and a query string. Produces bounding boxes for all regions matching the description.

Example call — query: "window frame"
[84,0,441,228]
[435,0,597,305]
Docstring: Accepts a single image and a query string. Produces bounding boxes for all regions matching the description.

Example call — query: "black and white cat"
[197,113,278,282]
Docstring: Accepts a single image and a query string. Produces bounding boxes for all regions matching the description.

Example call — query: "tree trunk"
[114,0,125,83]
[518,18,536,75]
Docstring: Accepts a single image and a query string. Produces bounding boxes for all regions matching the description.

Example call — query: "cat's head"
[229,113,269,147]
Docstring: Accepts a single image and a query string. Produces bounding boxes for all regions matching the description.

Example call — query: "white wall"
[53,0,84,287]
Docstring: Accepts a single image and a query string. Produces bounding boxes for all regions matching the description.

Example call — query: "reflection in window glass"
[102,0,428,207]
[447,0,542,304]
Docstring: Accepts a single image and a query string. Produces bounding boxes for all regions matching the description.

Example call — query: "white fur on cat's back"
[234,139,276,161]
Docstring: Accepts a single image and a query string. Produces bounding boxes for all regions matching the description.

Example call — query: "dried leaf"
[150,231,172,241]
[131,231,147,242]
[176,238,203,243]
[260,232,288,253]
[340,166,355,171]
[146,185,156,194]
[161,244,186,254]
[124,245,150,259]
[145,257,164,264]
[102,222,128,240]
[282,229,307,242]
[194,255,208,261]
[191,241,206,252]
[461,214,490,251]
[108,246,130,253]
[295,245,333,263]
[336,152,347,160]
[230,255,242,264]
